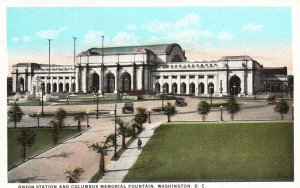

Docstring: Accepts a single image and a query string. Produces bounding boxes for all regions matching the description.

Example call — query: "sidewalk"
[99,122,162,183]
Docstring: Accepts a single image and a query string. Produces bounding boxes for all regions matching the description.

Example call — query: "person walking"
[137,138,142,150]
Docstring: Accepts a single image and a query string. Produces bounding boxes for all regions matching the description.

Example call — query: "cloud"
[147,13,201,33]
[22,36,31,42]
[35,27,67,39]
[111,32,140,46]
[82,30,106,46]
[217,31,233,41]
[242,23,263,32]
[127,24,138,31]
[11,37,20,42]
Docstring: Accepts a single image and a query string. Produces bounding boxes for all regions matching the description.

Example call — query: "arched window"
[65,83,69,93]
[59,83,63,92]
[155,82,160,92]
[53,83,57,92]
[163,83,169,93]
[199,83,204,94]
[180,83,186,94]
[119,72,131,93]
[189,83,195,94]
[104,73,115,93]
[172,83,178,94]
[208,82,214,94]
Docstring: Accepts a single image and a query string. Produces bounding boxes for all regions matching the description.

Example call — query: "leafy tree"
[16,128,36,160]
[226,96,241,121]
[197,101,211,121]
[49,120,59,145]
[116,118,134,149]
[131,122,139,138]
[274,99,290,120]
[164,102,176,122]
[65,167,84,183]
[74,112,86,132]
[133,107,148,132]
[104,133,118,147]
[8,103,24,128]
[55,108,67,129]
[89,143,108,176]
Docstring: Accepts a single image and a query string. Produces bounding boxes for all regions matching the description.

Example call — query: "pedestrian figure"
[138,138,142,150]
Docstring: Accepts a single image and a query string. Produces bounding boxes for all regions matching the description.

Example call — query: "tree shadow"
[9,176,46,183]
[33,152,74,160]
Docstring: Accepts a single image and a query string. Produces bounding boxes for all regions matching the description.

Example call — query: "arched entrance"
[18,77,25,92]
[189,83,195,95]
[47,83,51,93]
[163,83,169,93]
[198,83,204,94]
[119,72,131,93]
[90,73,100,91]
[208,82,214,94]
[59,83,63,92]
[180,83,186,94]
[72,83,76,93]
[104,73,115,93]
[155,82,160,92]
[229,76,241,95]
[172,83,178,94]
[53,83,57,92]
[65,83,69,93]
[40,82,45,93]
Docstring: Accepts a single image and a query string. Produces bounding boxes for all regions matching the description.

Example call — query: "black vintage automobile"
[122,101,134,114]
[175,97,187,107]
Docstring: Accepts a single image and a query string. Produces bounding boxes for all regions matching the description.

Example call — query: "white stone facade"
[11,43,288,97]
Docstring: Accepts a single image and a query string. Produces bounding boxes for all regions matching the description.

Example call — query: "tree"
[49,120,59,145]
[74,112,86,132]
[8,103,24,128]
[197,101,211,121]
[131,122,139,138]
[89,143,108,176]
[133,107,148,132]
[55,108,67,129]
[104,133,118,147]
[116,118,134,149]
[164,102,176,122]
[65,168,84,183]
[16,128,36,160]
[274,99,290,120]
[226,96,241,121]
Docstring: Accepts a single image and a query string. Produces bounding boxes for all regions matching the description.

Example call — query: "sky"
[7,7,292,74]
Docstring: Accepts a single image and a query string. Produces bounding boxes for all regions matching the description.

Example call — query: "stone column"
[76,70,80,93]
[137,67,143,90]
[50,77,53,92]
[204,75,208,94]
[186,75,190,94]
[195,76,199,96]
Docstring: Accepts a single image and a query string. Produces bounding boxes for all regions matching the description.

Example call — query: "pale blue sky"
[7,7,292,73]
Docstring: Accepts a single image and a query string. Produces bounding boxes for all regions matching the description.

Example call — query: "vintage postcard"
[1,0,299,188]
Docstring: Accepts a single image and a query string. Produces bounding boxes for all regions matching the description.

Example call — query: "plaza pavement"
[7,97,293,183]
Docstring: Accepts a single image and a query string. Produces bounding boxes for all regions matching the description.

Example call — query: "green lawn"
[124,121,293,182]
[8,127,78,168]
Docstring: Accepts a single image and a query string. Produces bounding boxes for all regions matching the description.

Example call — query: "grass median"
[8,127,78,168]
[124,121,293,182]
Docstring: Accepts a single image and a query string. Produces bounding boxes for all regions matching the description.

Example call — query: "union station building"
[11,43,289,97]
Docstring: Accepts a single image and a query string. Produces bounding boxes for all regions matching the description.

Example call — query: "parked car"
[175,97,187,107]
[267,95,276,104]
[122,101,134,114]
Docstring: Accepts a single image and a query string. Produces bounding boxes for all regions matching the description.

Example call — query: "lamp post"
[114,103,117,157]
[86,111,89,127]
[41,87,44,116]
[220,106,223,122]
[264,82,266,93]
[148,109,151,123]
[73,36,77,94]
[67,96,69,105]
[47,39,51,94]
[94,94,96,103]
[209,86,213,106]
[37,112,40,128]
[96,89,99,119]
